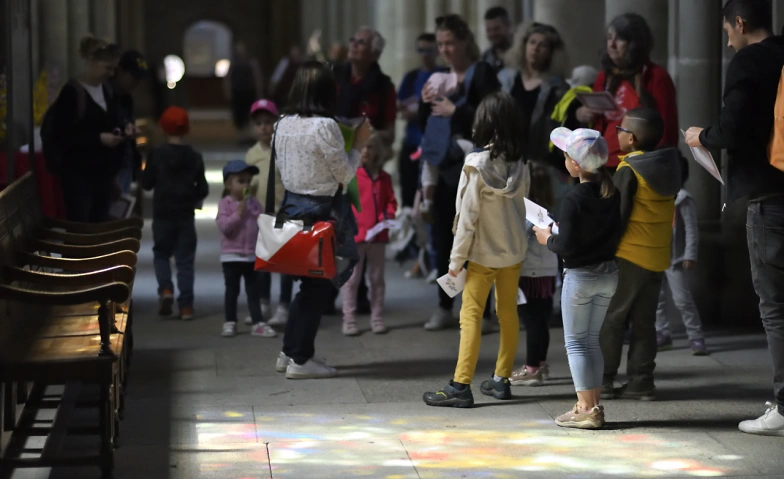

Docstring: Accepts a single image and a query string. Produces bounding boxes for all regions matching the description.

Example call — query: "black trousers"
[398,143,420,208]
[283,277,334,364]
[223,262,263,324]
[519,296,553,367]
[60,174,113,223]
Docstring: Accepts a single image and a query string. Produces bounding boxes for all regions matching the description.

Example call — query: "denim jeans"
[656,265,704,340]
[747,196,784,414]
[223,262,263,324]
[259,272,294,305]
[562,261,619,391]
[152,217,197,307]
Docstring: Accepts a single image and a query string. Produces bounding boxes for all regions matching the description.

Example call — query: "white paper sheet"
[517,288,527,305]
[364,219,402,242]
[524,198,559,234]
[437,269,467,298]
[680,129,724,185]
[108,194,136,220]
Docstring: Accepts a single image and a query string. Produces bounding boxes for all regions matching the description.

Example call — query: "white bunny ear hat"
[567,65,599,88]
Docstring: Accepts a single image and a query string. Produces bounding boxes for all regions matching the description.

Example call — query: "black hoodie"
[142,143,209,219]
[700,35,784,203]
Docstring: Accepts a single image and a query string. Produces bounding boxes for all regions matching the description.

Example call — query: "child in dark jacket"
[600,107,682,401]
[216,160,276,339]
[142,106,209,320]
[341,133,397,336]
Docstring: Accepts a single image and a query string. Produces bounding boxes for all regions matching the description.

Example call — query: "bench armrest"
[3,265,135,287]
[41,217,144,234]
[0,282,130,306]
[26,238,141,257]
[16,251,137,271]
[35,227,142,244]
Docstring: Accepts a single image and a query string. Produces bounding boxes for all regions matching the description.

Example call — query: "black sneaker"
[480,376,512,400]
[423,381,474,408]
[616,383,656,401]
[600,381,616,400]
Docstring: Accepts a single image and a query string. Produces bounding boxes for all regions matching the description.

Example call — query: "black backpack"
[41,80,113,176]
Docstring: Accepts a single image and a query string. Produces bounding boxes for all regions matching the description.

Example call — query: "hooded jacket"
[614,148,682,272]
[449,149,530,272]
[142,143,209,219]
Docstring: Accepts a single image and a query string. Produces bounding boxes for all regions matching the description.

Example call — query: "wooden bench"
[0,173,141,478]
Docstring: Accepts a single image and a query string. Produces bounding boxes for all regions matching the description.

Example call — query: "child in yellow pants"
[423,92,530,408]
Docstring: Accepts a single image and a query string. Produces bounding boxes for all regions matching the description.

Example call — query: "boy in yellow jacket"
[600,107,682,401]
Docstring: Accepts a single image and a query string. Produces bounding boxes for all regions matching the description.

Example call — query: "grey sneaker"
[424,308,453,331]
[286,358,337,379]
[600,381,616,399]
[555,404,604,429]
[690,338,708,356]
[616,383,656,401]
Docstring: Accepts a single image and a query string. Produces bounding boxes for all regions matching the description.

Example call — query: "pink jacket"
[216,196,263,256]
[353,167,397,243]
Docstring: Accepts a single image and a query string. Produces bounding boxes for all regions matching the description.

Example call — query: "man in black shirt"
[112,50,148,195]
[686,0,784,437]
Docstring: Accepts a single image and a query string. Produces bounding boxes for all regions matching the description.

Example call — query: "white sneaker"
[426,269,438,284]
[276,351,291,372]
[739,402,784,436]
[222,322,237,337]
[251,322,277,337]
[286,358,337,379]
[424,308,453,331]
[342,322,360,336]
[268,305,289,326]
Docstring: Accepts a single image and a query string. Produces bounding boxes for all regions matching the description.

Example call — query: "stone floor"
[10,149,784,478]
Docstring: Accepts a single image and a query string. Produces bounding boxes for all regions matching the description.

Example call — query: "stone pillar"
[425,0,447,32]
[394,0,425,82]
[40,0,70,77]
[447,0,468,17]
[374,0,398,79]
[301,0,326,51]
[533,0,605,69]
[522,0,534,22]
[92,0,117,42]
[68,0,92,76]
[604,0,669,67]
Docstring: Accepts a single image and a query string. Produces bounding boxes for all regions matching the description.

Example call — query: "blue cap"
[223,160,260,181]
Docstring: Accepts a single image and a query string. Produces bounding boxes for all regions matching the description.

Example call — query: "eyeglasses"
[615,125,635,137]
[349,37,370,47]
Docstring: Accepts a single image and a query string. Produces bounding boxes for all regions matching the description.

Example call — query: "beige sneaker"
[510,366,543,386]
[555,404,604,429]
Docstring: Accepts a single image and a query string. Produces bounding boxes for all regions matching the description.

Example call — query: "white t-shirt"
[79,81,107,111]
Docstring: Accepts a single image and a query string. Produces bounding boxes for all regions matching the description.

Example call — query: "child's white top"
[273,115,361,197]
[449,149,530,272]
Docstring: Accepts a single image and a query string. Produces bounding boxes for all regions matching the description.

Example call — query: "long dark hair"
[528,161,554,210]
[472,91,525,163]
[284,61,337,118]
[601,13,653,93]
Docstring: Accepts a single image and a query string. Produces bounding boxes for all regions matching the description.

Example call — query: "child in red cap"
[142,106,209,320]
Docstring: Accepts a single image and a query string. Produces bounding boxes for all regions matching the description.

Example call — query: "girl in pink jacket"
[216,160,277,339]
[341,134,397,336]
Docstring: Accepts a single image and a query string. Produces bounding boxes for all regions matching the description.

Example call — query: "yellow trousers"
[454,261,522,384]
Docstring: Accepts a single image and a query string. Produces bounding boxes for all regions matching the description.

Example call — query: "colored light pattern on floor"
[184,411,736,478]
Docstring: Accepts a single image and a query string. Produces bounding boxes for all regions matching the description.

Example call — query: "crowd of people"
[44,0,784,435]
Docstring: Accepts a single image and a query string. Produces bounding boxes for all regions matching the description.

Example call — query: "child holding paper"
[423,91,529,408]
[342,133,397,336]
[533,127,621,429]
[510,161,559,387]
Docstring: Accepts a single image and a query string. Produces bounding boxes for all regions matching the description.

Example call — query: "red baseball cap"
[159,106,189,136]
[250,99,279,117]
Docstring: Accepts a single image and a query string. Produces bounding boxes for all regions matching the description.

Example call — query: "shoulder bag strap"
[265,117,281,213]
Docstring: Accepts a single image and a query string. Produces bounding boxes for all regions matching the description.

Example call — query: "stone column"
[425,0,447,32]
[533,0,605,69]
[447,0,468,17]
[373,0,398,79]
[522,0,534,22]
[40,0,70,77]
[68,0,92,76]
[604,0,669,68]
[92,0,117,42]
[394,0,425,81]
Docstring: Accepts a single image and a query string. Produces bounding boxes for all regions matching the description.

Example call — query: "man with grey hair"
[327,26,397,317]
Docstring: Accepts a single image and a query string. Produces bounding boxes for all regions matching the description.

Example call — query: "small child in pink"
[342,134,397,336]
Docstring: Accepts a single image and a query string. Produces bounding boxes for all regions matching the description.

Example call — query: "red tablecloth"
[0,152,66,219]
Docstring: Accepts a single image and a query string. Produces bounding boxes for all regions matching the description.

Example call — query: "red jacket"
[353,166,397,243]
[593,62,679,167]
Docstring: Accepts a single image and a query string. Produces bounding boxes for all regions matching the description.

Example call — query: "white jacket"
[449,149,530,272]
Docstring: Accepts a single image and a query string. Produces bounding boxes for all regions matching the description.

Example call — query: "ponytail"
[596,167,616,199]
